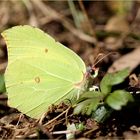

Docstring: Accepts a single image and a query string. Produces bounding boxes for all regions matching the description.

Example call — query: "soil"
[0,1,140,139]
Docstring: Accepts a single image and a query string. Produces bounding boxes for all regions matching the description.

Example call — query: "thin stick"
[16,114,24,127]
[22,0,38,27]
[52,130,78,135]
[83,126,99,136]
[65,105,71,125]
[44,106,71,127]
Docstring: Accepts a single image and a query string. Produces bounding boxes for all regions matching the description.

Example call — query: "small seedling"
[74,68,134,122]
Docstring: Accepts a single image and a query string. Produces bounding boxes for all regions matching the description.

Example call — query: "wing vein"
[8,58,74,83]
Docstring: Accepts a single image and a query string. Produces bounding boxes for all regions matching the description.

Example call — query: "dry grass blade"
[44,107,70,127]
[22,0,38,27]
[78,0,96,37]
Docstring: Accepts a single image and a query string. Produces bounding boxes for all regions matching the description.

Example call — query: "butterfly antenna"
[93,53,104,65]
[93,52,116,68]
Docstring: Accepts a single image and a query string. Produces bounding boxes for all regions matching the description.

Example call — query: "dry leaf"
[108,47,140,73]
[105,15,130,33]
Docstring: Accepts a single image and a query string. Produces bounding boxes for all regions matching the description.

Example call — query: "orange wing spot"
[35,77,40,83]
[45,48,48,53]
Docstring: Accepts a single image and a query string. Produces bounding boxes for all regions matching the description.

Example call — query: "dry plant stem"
[24,127,38,139]
[52,130,78,135]
[83,126,99,136]
[38,111,47,125]
[25,133,37,139]
[68,0,81,29]
[31,0,97,44]
[16,114,24,127]
[44,107,71,127]
[78,0,96,37]
[22,0,38,27]
[1,131,7,140]
[65,105,70,125]
[37,124,53,139]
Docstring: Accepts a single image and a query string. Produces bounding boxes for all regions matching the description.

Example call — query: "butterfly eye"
[87,66,99,78]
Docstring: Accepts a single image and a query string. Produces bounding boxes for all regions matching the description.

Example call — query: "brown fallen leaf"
[129,74,140,87]
[105,15,130,33]
[108,47,140,73]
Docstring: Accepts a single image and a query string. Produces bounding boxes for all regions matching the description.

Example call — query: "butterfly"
[2,25,97,119]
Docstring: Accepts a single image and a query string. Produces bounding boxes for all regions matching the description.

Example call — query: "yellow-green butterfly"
[2,25,90,119]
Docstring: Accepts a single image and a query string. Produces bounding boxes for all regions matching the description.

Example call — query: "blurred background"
[0,1,140,139]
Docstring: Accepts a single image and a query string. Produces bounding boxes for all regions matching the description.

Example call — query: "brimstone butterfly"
[1,25,91,119]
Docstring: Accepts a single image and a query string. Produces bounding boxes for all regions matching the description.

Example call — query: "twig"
[22,0,38,27]
[83,126,99,136]
[16,114,24,127]
[44,106,71,127]
[51,129,79,135]
[38,124,53,139]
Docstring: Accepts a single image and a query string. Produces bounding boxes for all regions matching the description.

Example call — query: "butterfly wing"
[2,25,86,118]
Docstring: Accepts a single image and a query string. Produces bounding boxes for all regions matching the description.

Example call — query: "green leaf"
[0,74,6,93]
[74,99,92,115]
[106,90,134,110]
[81,91,104,99]
[76,123,85,131]
[86,99,100,115]
[92,105,113,123]
[74,91,104,115]
[100,68,130,94]
[74,98,100,115]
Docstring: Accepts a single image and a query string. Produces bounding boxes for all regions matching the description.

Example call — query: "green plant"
[74,68,134,122]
